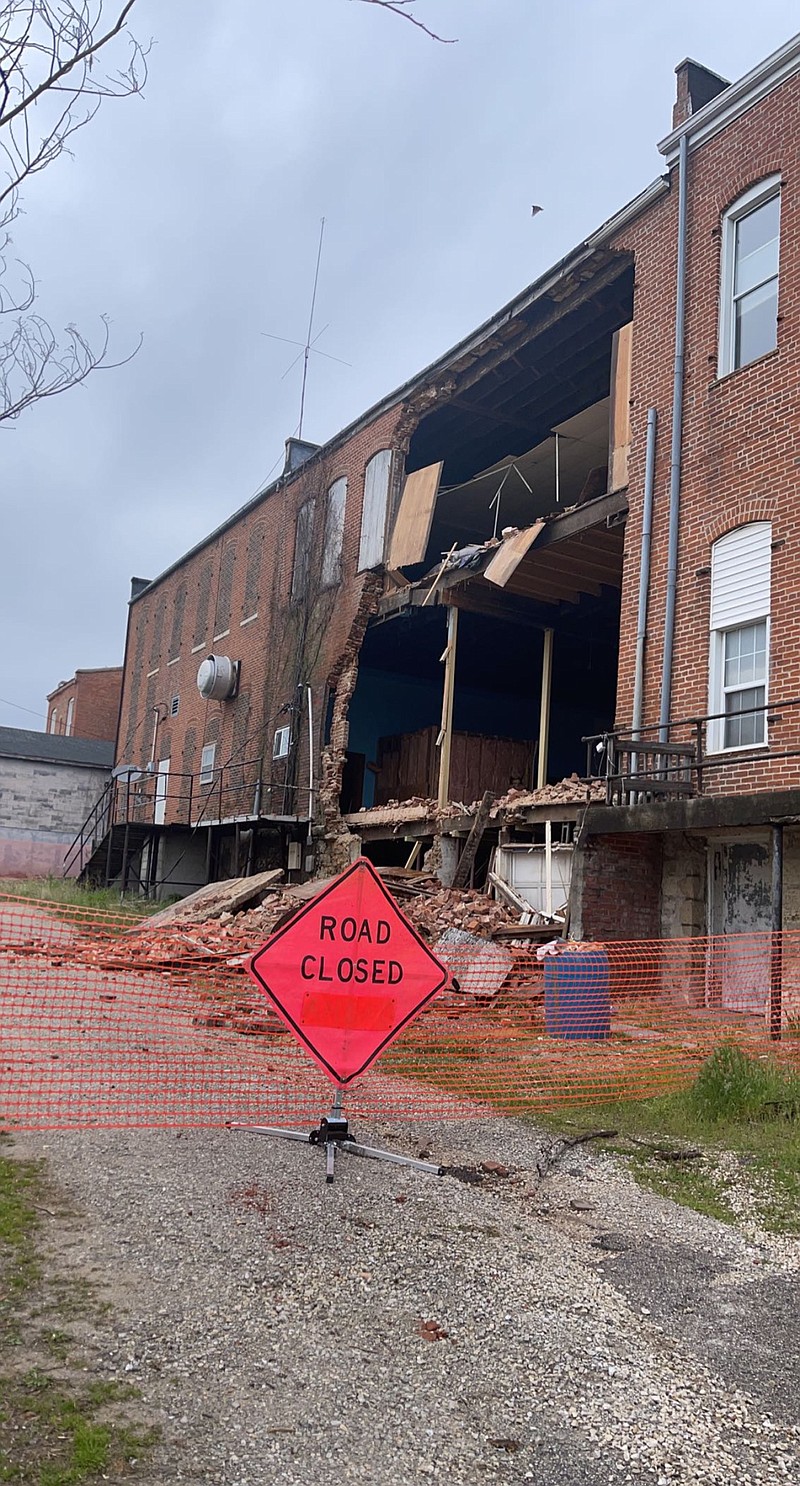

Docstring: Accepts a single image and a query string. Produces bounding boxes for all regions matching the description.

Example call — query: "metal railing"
[64,753,312,879]
[583,695,800,806]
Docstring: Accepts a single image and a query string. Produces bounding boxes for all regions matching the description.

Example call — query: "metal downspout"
[659,131,689,743]
[632,409,658,737]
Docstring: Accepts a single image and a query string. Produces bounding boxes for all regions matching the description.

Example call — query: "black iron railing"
[64,753,312,878]
[583,694,800,806]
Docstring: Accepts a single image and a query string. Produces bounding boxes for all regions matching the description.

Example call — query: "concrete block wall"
[0,758,110,877]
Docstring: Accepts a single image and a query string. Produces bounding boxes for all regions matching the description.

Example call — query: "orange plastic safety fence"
[2,892,800,1131]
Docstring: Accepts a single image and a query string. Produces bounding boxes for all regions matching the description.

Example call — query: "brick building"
[46,668,123,743]
[75,31,800,997]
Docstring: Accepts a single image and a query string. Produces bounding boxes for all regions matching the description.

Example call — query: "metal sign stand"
[231,1092,443,1185]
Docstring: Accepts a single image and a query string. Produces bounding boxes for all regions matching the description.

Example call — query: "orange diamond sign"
[247,857,449,1085]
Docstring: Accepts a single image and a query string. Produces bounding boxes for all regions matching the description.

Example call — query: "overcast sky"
[2,0,798,731]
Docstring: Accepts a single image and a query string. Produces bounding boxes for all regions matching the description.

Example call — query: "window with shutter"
[708,523,771,752]
[358,449,393,571]
[322,478,347,586]
[291,500,315,600]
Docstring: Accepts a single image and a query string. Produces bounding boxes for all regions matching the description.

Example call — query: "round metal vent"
[196,654,238,701]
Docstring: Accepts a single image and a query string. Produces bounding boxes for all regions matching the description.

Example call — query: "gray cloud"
[2,0,798,726]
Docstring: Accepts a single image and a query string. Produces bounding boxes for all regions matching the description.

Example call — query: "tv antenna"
[261,216,351,440]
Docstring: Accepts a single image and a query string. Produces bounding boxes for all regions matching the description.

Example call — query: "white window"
[718,177,780,376]
[322,477,347,586]
[170,694,180,717]
[65,698,74,736]
[358,449,393,571]
[199,742,216,785]
[49,709,58,734]
[273,726,291,761]
[708,522,771,752]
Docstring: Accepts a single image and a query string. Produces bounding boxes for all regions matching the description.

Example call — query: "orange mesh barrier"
[2,892,800,1130]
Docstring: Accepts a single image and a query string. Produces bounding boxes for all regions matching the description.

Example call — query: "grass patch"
[0,878,168,920]
[0,1148,44,1334]
[545,1045,800,1234]
[0,1369,155,1484]
[0,1145,156,1482]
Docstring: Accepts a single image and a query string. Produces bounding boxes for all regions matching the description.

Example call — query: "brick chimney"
[673,58,730,129]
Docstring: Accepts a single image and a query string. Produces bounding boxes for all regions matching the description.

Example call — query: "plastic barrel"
[543,949,611,1041]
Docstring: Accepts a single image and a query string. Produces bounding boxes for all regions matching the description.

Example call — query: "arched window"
[358,449,393,571]
[243,522,264,619]
[193,562,212,648]
[719,177,780,376]
[214,542,237,637]
[708,523,771,752]
[168,583,187,661]
[322,477,347,586]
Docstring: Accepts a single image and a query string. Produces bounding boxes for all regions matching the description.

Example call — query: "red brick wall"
[611,72,800,796]
[115,407,407,826]
[578,833,663,941]
[47,669,122,743]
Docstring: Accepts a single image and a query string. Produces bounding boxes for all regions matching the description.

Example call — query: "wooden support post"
[452,790,494,891]
[545,818,553,918]
[437,605,458,810]
[537,628,554,790]
[770,822,784,1041]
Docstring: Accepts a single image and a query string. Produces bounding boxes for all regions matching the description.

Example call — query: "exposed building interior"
[339,249,634,886]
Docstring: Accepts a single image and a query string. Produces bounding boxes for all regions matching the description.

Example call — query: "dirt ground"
[6,1115,799,1486]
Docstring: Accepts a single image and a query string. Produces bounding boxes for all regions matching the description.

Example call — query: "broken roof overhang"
[377,489,627,620]
[130,179,666,606]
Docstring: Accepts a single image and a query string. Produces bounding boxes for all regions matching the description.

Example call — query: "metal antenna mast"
[299,216,325,440]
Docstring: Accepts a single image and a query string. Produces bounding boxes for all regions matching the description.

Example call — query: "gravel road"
[11,1115,800,1486]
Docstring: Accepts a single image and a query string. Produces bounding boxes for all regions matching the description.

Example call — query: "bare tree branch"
[352,0,456,44]
[0,2,146,422]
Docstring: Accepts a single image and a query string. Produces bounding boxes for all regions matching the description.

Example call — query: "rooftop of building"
[0,727,114,769]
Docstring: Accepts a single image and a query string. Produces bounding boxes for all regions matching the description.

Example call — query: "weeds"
[0,1145,156,1482]
[546,1045,800,1234]
[0,878,168,919]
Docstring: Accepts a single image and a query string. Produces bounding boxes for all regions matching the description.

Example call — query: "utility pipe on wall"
[659,131,689,743]
[631,409,658,739]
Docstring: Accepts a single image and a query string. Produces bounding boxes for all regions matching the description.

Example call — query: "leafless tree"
[0,0,450,425]
[0,1,146,424]
[354,0,455,43]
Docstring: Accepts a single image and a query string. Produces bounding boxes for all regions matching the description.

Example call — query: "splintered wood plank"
[484,521,545,588]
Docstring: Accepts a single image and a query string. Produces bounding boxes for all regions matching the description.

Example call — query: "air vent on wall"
[196,654,239,701]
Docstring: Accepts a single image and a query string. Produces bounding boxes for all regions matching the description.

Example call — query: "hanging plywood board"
[387,461,443,569]
[484,520,545,588]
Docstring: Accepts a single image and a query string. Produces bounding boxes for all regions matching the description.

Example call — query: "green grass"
[546,1045,800,1234]
[0,1144,156,1482]
[0,878,169,920]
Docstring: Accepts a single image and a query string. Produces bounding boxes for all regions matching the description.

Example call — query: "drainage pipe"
[631,408,658,738]
[659,130,689,743]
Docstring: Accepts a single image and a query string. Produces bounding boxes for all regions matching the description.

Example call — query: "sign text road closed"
[247,858,448,1085]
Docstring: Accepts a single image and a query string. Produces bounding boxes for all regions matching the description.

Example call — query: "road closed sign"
[247,857,449,1085]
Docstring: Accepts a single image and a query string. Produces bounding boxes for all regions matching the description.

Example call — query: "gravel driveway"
[11,1115,799,1486]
